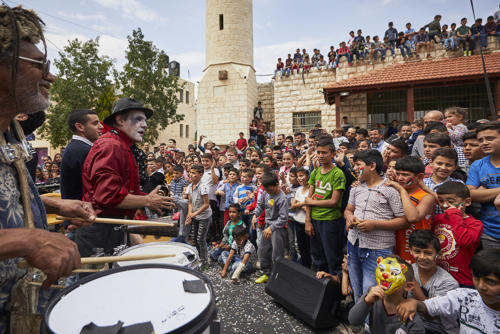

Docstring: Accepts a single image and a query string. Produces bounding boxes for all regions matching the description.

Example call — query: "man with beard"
[345,127,357,150]
[0,5,96,332]
[77,98,173,257]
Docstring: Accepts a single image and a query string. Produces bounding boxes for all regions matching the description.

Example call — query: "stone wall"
[257,83,274,130]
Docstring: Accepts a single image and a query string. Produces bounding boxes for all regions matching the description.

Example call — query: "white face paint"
[118,110,147,143]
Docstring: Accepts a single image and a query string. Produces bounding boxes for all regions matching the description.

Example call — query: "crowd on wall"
[273,14,500,77]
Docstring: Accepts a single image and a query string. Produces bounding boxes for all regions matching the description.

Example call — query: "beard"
[15,76,51,115]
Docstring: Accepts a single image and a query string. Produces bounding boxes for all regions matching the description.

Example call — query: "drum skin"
[43,264,218,334]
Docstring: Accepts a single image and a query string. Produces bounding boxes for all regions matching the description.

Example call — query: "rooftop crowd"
[273,14,500,77]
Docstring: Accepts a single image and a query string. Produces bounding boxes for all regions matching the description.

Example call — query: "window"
[414,83,493,121]
[219,14,223,30]
[292,112,321,133]
[186,125,189,138]
[186,91,190,104]
[367,90,407,127]
[179,89,183,103]
[180,124,183,137]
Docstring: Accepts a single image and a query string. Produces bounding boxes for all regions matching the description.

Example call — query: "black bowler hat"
[103,97,153,125]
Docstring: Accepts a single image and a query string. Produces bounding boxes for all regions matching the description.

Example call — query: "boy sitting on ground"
[433,181,483,287]
[348,255,425,333]
[407,230,459,333]
[220,224,255,283]
[397,248,500,334]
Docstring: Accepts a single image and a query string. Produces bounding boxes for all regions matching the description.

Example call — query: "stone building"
[156,78,196,151]
[197,0,258,145]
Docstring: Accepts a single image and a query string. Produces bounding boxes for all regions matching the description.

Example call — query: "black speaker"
[265,257,340,329]
[169,61,180,76]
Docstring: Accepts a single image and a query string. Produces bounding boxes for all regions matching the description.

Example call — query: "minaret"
[197,0,257,145]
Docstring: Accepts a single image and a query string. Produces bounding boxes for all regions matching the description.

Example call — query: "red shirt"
[246,185,265,227]
[432,208,483,286]
[82,127,145,218]
[236,138,247,151]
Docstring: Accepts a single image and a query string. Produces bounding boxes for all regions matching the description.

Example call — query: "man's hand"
[263,227,272,239]
[146,186,174,213]
[357,220,377,233]
[58,200,96,230]
[365,285,386,304]
[23,229,81,289]
[396,298,418,324]
[220,269,227,278]
[305,220,314,237]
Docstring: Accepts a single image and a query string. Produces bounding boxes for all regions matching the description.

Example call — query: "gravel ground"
[202,260,358,334]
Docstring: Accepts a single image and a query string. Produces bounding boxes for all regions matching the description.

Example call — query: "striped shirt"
[169,177,189,198]
[347,181,404,249]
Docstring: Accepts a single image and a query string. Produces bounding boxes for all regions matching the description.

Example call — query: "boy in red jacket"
[432,181,483,287]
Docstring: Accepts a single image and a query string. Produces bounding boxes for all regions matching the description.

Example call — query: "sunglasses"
[18,56,51,77]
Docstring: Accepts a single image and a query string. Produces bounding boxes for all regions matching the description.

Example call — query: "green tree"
[39,37,115,147]
[116,28,183,143]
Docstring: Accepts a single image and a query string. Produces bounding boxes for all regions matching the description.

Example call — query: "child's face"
[265,147,273,155]
[386,161,397,181]
[285,139,293,148]
[423,141,443,160]
[396,170,418,190]
[463,138,483,162]
[346,153,354,166]
[354,160,374,181]
[272,150,281,159]
[282,153,294,168]
[445,111,462,126]
[201,158,212,170]
[430,156,456,180]
[297,171,308,186]
[477,129,500,156]
[333,130,342,138]
[264,184,280,195]
[251,151,260,160]
[226,152,237,163]
[255,168,264,182]
[240,172,252,185]
[239,162,249,170]
[410,245,438,271]
[228,171,238,182]
[289,173,298,186]
[316,146,334,166]
[437,193,469,212]
[473,274,500,308]
[245,150,253,159]
[358,141,370,150]
[173,170,183,180]
[218,156,227,166]
[228,207,240,222]
[277,157,283,167]
[189,169,203,183]
[250,163,257,170]
[165,164,173,173]
[263,157,271,166]
[234,234,248,247]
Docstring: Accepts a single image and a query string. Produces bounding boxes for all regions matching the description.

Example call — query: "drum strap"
[1,120,42,333]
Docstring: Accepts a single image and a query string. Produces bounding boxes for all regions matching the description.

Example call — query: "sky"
[5,0,499,86]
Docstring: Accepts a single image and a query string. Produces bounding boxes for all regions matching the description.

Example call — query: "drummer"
[0,5,96,332]
[77,98,173,257]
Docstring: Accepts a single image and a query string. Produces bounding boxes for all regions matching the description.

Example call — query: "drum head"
[45,264,216,334]
[115,242,199,267]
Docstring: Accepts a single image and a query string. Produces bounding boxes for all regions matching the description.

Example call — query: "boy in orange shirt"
[385,156,435,262]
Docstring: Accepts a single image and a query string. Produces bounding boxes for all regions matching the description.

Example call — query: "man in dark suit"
[60,109,102,235]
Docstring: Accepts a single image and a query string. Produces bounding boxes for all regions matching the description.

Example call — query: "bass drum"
[44,264,220,334]
[113,242,200,270]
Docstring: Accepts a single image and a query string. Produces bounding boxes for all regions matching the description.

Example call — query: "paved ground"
[202,260,359,334]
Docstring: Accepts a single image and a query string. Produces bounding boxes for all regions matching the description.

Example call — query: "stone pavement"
[202,261,358,334]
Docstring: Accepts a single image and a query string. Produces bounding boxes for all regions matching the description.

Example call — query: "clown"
[375,256,408,295]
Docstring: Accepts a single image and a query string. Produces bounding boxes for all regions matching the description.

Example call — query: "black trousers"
[75,223,125,257]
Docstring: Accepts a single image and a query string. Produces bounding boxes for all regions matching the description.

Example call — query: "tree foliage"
[39,38,114,148]
[116,28,183,143]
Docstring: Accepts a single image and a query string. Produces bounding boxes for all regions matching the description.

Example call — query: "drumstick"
[55,216,175,227]
[18,254,176,269]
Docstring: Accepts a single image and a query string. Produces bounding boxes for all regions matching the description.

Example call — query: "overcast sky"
[5,0,499,85]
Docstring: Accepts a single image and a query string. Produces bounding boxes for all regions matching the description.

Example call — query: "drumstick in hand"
[55,216,175,227]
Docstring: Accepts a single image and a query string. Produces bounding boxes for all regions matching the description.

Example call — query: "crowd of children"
[273,14,500,77]
[142,106,500,332]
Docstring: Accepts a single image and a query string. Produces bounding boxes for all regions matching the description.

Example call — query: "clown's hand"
[365,285,386,304]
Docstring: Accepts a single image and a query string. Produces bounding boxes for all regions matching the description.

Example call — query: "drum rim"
[44,263,216,334]
[115,241,199,258]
